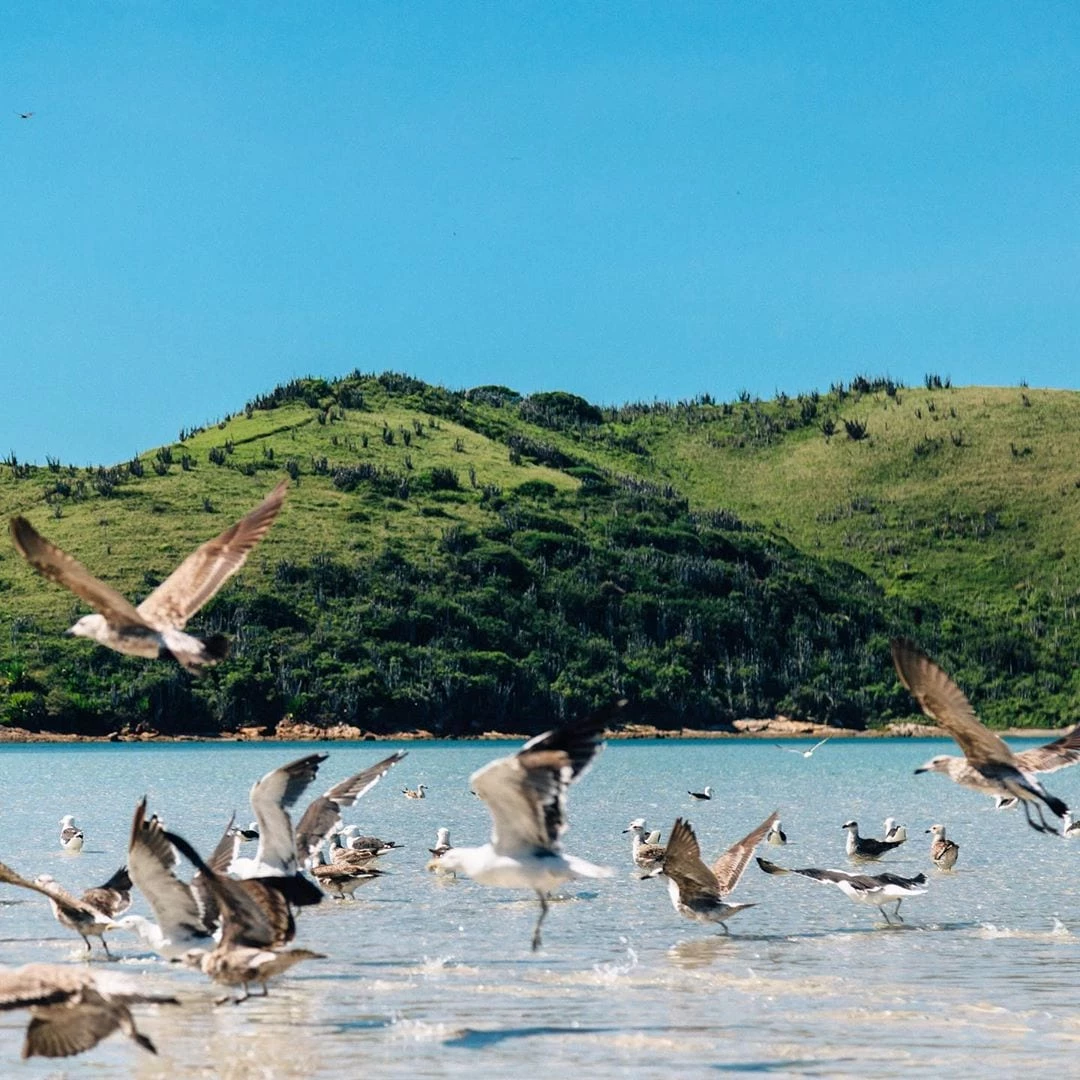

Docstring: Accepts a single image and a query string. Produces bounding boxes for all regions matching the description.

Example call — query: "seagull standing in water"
[891,638,1070,834]
[9,480,287,672]
[59,816,84,853]
[657,812,778,931]
[927,824,959,869]
[436,701,624,951]
[688,786,713,801]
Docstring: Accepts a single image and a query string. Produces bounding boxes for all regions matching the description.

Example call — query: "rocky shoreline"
[0,714,1062,744]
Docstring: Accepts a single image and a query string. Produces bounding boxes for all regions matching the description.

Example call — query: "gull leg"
[531,891,549,952]
[880,905,893,925]
[101,935,114,960]
[1021,801,1053,835]
[893,901,905,923]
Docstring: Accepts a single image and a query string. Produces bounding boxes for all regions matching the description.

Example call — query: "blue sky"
[5,3,1080,464]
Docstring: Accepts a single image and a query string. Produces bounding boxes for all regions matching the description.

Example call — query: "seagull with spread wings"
[891,638,1070,833]
[0,964,178,1059]
[775,736,831,758]
[436,700,625,951]
[9,479,287,672]
[757,857,928,924]
[656,812,777,931]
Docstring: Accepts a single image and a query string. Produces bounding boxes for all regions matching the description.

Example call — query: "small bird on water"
[688,786,713,801]
[927,824,959,869]
[59,815,84,852]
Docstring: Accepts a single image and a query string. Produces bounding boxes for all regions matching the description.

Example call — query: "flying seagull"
[9,479,287,672]
[0,963,178,1059]
[775,736,831,758]
[16,111,33,119]
[891,638,1069,833]
[926,824,959,869]
[656,812,778,931]
[757,857,927,924]
[120,798,215,960]
[842,821,906,861]
[292,751,407,865]
[165,830,325,1004]
[436,700,625,951]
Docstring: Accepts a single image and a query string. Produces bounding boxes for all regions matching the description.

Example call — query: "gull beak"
[62,628,75,637]
[913,766,927,774]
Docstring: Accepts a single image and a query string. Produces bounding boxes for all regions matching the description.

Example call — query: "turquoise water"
[0,736,1077,1077]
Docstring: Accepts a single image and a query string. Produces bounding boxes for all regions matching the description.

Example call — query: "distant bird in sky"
[892,638,1070,834]
[9,480,287,672]
[16,111,33,119]
[59,815,84,853]
[757,857,927,924]
[688,786,713,801]
[436,701,624,950]
[657,812,778,931]
[775,736,831,758]
[0,963,178,1059]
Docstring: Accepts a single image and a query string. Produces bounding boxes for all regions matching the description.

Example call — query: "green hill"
[1,371,1077,735]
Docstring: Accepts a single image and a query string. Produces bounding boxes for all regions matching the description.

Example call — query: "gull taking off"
[59,815,84,852]
[757,858,927,924]
[436,700,625,951]
[842,821,906,860]
[9,480,287,672]
[927,824,959,869]
[892,638,1070,834]
[656,812,778,931]
[0,964,178,1059]
[775,736,831,758]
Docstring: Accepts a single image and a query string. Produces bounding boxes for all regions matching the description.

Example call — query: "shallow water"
[0,736,1077,1077]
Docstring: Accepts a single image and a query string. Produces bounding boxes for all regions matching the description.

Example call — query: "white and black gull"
[757,857,928,924]
[687,786,713,801]
[623,819,666,874]
[9,480,287,672]
[892,638,1070,834]
[656,812,778,931]
[58,815,84,853]
[842,821,906,861]
[436,701,624,951]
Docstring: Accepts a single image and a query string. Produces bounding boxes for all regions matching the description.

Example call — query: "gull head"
[926,824,947,838]
[59,814,76,827]
[623,818,647,834]
[64,613,107,640]
[840,820,858,832]
[914,755,952,775]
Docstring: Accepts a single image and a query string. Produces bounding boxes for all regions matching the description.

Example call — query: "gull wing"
[472,703,621,854]
[127,800,212,940]
[890,639,1015,765]
[294,750,407,862]
[24,1003,130,1059]
[757,859,925,890]
[662,818,720,900]
[1015,726,1080,775]
[249,752,328,875]
[0,967,78,1010]
[712,810,779,897]
[136,479,287,629]
[9,517,146,628]
[0,861,111,920]
[165,831,282,949]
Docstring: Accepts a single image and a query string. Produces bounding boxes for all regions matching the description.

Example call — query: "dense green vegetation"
[1,371,1077,735]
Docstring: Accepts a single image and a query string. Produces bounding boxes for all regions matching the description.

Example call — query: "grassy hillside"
[1,371,1076,734]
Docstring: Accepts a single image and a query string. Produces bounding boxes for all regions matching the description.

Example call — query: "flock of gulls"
[2,482,1079,1061]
